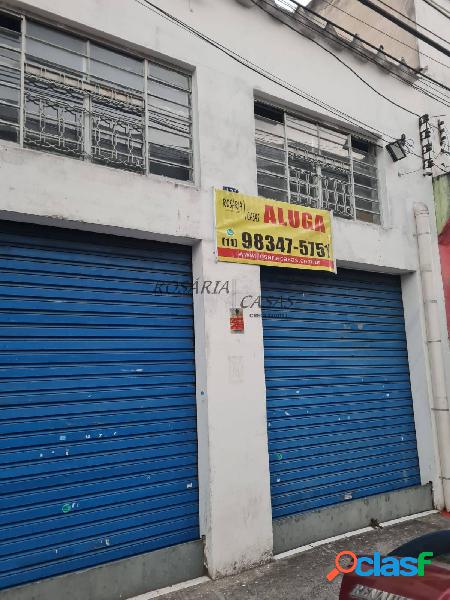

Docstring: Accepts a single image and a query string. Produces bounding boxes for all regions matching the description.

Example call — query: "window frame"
[0,9,196,184]
[255,100,382,225]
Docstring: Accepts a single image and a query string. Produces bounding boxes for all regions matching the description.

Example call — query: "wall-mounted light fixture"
[386,134,408,162]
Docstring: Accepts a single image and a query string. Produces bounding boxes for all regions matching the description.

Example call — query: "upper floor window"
[0,12,193,181]
[255,102,380,224]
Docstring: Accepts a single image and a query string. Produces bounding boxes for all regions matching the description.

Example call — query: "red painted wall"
[439,219,450,337]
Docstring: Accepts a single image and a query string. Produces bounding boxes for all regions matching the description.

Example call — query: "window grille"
[0,12,193,182]
[0,13,21,143]
[255,102,380,224]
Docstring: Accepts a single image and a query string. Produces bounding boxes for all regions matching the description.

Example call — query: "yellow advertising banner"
[215,189,335,272]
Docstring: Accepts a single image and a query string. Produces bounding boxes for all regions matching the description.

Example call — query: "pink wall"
[439,220,450,337]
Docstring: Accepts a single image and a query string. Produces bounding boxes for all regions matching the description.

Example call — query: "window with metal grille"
[255,101,380,224]
[0,12,193,182]
[0,12,21,143]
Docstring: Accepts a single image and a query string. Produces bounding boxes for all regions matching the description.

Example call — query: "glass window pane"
[320,128,350,164]
[258,185,288,202]
[321,168,353,218]
[26,22,85,74]
[149,160,191,181]
[256,115,285,137]
[148,94,190,119]
[91,45,143,75]
[149,143,191,166]
[90,44,144,92]
[149,111,190,136]
[0,64,20,87]
[356,209,380,224]
[354,183,378,201]
[353,161,377,179]
[257,156,286,176]
[257,171,288,190]
[0,28,20,50]
[147,65,192,182]
[90,59,143,91]
[352,137,377,165]
[0,45,21,68]
[0,83,19,104]
[91,97,145,172]
[255,116,285,150]
[354,172,378,189]
[148,80,189,106]
[286,115,318,152]
[24,78,84,157]
[355,198,380,213]
[148,62,190,90]
[289,168,319,207]
[0,102,18,123]
[26,38,84,72]
[289,152,317,173]
[256,142,285,162]
[27,21,85,53]
[148,125,190,149]
[0,12,21,34]
[0,121,18,141]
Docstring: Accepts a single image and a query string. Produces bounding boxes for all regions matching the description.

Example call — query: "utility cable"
[134,0,391,136]
[278,0,450,96]
[255,0,450,112]
[422,0,450,21]
[133,0,448,174]
[361,0,450,45]
[257,0,450,148]
[374,0,450,41]
[354,0,450,56]
[317,0,450,71]
[254,0,420,116]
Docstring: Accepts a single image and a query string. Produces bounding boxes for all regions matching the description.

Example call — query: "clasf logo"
[326,550,434,581]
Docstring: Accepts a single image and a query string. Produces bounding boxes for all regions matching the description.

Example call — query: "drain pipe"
[414,203,450,510]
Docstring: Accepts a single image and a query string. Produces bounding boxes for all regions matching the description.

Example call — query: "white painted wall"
[0,0,447,575]
[415,0,450,176]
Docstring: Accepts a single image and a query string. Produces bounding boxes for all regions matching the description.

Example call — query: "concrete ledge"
[0,540,205,600]
[273,484,433,554]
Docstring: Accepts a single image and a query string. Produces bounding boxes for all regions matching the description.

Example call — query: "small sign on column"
[230,308,244,333]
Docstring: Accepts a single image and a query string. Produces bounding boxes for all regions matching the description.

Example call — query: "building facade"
[0,0,449,599]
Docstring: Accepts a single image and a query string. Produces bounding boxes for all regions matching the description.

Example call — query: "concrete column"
[192,239,273,578]
[402,270,444,508]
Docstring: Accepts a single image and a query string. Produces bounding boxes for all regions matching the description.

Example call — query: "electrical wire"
[253,0,417,116]
[257,0,450,117]
[317,0,450,72]
[134,0,388,136]
[280,0,450,97]
[256,0,450,143]
[254,0,450,111]
[422,0,450,21]
[367,0,450,46]
[355,0,450,56]
[133,0,448,174]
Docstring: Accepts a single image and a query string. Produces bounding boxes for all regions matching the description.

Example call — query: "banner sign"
[215,189,335,272]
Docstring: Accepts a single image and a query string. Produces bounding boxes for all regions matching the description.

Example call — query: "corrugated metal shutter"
[261,267,421,520]
[0,222,199,590]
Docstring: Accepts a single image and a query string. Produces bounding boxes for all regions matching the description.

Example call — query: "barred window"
[0,12,193,182]
[255,101,380,224]
[0,12,21,143]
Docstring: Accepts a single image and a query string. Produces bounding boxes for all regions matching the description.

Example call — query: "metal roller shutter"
[0,222,199,590]
[261,267,421,520]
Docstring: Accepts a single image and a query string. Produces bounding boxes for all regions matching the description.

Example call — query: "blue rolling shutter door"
[0,223,199,589]
[261,267,421,520]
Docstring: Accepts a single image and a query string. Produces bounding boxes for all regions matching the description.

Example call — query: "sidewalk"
[137,512,450,600]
